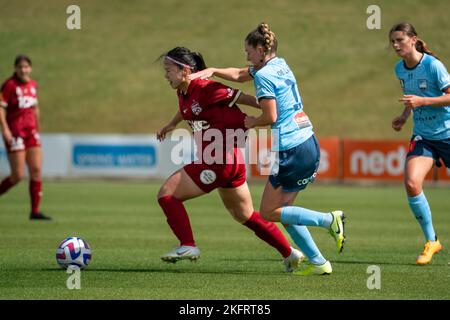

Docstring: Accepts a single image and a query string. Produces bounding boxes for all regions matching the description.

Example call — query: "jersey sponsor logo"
[418,79,427,91]
[297,171,317,186]
[186,120,210,132]
[191,100,202,116]
[199,169,216,185]
[294,111,312,129]
[16,86,37,109]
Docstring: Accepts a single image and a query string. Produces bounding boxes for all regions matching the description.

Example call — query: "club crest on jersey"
[199,169,216,185]
[418,79,427,91]
[226,88,234,98]
[191,100,202,116]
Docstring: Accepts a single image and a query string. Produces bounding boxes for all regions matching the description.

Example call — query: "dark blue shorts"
[407,135,450,168]
[269,134,320,193]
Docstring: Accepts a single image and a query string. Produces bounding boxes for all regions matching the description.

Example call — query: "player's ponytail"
[245,22,278,54]
[389,22,438,59]
[415,38,436,58]
[159,47,206,72]
[191,52,206,71]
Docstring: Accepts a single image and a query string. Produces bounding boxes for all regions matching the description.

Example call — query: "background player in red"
[156,47,304,271]
[0,55,51,220]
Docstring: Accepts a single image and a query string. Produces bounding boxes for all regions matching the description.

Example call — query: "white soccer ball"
[56,237,92,269]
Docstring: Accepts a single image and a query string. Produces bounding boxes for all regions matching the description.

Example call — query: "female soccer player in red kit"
[0,55,51,220]
[156,47,304,271]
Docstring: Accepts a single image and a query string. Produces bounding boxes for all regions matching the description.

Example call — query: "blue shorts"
[407,135,450,168]
[269,134,320,193]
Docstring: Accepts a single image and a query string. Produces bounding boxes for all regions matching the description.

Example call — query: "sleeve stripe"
[228,90,242,107]
[441,83,450,91]
[257,96,276,102]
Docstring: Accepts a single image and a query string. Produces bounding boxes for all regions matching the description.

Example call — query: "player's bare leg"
[404,156,442,265]
[158,168,205,263]
[259,181,335,275]
[0,150,25,196]
[26,147,50,220]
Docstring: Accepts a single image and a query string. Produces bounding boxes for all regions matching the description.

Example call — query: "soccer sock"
[29,180,42,215]
[285,225,327,265]
[281,206,333,229]
[0,177,16,196]
[407,191,436,242]
[243,211,292,258]
[158,195,196,247]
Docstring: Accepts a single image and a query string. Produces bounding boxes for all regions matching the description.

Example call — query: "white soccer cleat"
[284,247,306,272]
[161,245,200,263]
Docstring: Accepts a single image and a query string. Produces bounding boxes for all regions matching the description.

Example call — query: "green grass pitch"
[0,180,448,299]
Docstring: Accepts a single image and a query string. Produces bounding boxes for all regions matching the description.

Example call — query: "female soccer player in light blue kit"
[190,23,345,275]
[390,22,450,265]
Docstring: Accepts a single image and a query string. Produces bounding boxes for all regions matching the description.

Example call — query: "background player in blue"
[190,23,346,276]
[390,22,450,265]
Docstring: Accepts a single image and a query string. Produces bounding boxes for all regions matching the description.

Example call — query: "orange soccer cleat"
[416,239,443,265]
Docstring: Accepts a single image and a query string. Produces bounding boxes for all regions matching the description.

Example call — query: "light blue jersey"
[395,53,450,140]
[250,57,314,151]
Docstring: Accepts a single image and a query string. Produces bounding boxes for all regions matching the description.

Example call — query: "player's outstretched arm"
[237,92,260,109]
[157,110,183,141]
[189,67,252,83]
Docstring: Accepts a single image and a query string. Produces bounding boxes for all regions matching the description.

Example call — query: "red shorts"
[183,148,247,193]
[3,126,41,153]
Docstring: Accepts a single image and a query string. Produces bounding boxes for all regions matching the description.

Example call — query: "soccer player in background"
[156,47,304,272]
[0,55,50,220]
[390,22,449,265]
[189,23,345,276]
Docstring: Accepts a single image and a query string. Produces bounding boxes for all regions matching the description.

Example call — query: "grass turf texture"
[0,180,449,300]
[1,0,450,138]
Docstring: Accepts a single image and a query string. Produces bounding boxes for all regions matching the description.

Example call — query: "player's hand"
[157,124,175,141]
[399,95,425,109]
[188,68,215,81]
[244,116,257,129]
[391,115,407,131]
[2,128,13,145]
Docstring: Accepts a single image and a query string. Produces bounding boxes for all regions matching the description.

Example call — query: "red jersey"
[1,74,38,129]
[178,78,247,164]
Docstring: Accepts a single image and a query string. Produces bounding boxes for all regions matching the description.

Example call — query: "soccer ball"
[56,237,92,269]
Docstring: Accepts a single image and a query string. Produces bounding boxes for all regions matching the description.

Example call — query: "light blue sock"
[407,191,436,242]
[281,206,333,229]
[285,225,327,266]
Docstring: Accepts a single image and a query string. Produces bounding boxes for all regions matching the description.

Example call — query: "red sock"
[158,195,196,247]
[244,212,292,258]
[29,180,42,215]
[0,177,16,196]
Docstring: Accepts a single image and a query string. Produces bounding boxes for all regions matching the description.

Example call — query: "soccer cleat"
[161,245,200,263]
[29,212,52,220]
[283,247,306,272]
[329,210,345,253]
[293,260,332,276]
[416,239,443,265]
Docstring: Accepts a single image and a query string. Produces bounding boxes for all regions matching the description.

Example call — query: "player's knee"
[28,166,41,180]
[10,172,24,184]
[157,184,174,200]
[404,177,422,196]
